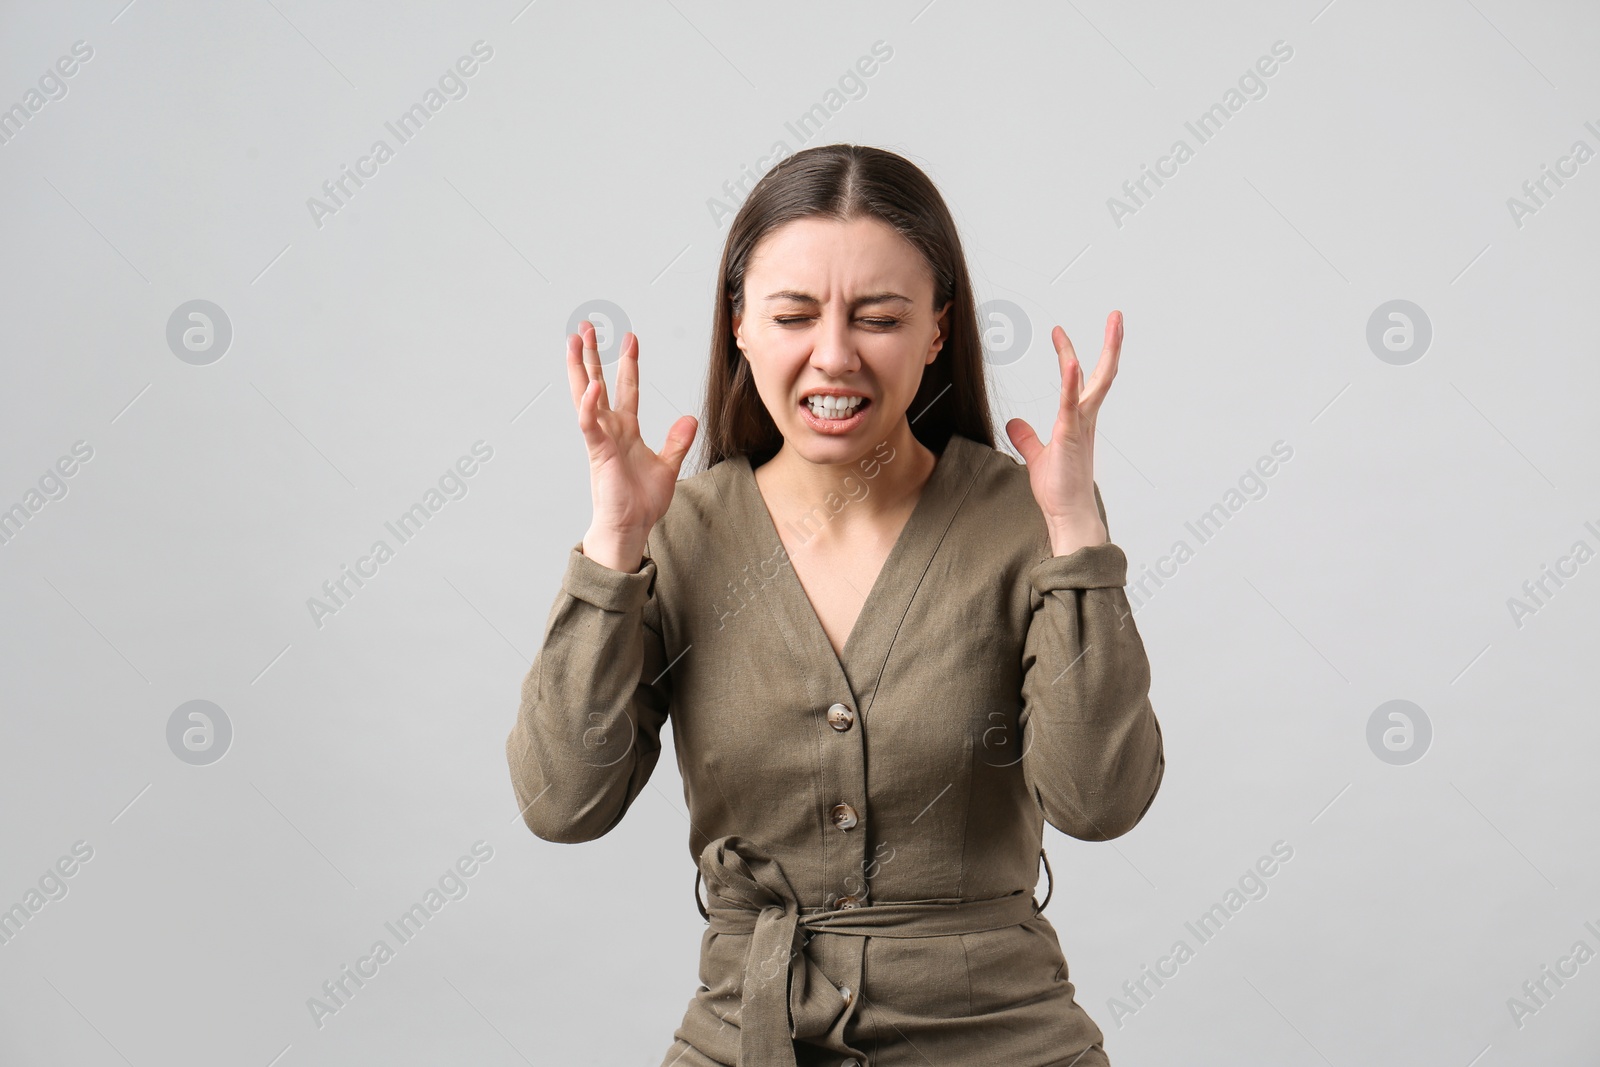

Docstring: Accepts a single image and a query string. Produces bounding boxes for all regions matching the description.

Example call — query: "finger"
[659,415,699,476]
[575,377,613,458]
[1004,417,1044,466]
[565,330,590,412]
[579,377,620,470]
[1078,311,1122,416]
[615,332,640,417]
[1052,322,1079,381]
[580,320,610,410]
[1052,326,1083,440]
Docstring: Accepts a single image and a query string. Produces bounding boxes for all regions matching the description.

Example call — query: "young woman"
[507,144,1165,1067]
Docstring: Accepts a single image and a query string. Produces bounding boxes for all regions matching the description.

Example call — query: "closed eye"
[774,317,902,328]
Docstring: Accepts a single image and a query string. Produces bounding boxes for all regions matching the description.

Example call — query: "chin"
[781,425,862,451]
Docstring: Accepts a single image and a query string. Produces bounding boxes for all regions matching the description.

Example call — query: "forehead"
[744,216,933,299]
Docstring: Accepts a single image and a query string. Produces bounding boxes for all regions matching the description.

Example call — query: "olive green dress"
[506,431,1166,1067]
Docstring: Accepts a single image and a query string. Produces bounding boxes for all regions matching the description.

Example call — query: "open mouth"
[798,394,872,433]
[804,394,868,419]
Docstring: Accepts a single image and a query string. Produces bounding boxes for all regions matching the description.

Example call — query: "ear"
[732,311,746,355]
[927,300,952,364]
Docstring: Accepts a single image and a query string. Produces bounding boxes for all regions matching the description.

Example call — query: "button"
[826,702,855,731]
[837,894,863,909]
[839,985,854,1007]
[830,803,859,830]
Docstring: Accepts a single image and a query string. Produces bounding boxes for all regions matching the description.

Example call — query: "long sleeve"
[506,537,673,844]
[1019,482,1165,841]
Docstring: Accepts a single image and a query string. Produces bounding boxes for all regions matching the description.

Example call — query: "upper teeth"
[807,395,864,417]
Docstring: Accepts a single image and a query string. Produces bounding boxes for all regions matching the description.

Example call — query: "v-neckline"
[728,432,982,711]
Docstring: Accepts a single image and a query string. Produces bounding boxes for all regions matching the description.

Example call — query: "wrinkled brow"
[762,290,913,306]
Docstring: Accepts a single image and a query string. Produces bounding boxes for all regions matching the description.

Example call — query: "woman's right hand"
[568,320,697,573]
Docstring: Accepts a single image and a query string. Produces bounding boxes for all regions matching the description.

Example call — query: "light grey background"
[2,1,1596,1064]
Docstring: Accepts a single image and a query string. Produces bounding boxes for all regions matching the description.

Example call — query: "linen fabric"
[507,431,1166,1066]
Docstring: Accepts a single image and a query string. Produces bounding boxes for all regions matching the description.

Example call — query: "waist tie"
[695,835,1044,1067]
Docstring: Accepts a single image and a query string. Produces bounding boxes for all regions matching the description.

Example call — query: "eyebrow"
[761,290,913,306]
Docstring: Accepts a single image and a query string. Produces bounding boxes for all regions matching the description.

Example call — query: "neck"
[758,419,939,532]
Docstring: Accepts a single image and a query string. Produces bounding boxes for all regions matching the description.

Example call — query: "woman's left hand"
[1004,310,1123,556]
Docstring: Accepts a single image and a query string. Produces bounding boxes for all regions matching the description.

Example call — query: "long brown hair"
[689,144,994,475]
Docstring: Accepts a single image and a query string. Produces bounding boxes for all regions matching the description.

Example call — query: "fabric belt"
[695,835,1046,1067]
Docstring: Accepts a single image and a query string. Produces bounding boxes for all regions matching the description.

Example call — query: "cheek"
[747,356,798,413]
[885,349,931,396]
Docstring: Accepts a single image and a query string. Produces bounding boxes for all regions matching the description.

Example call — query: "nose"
[809,310,860,377]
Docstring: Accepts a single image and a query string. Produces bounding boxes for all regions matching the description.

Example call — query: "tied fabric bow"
[696,834,1049,1066]
[697,835,859,1066]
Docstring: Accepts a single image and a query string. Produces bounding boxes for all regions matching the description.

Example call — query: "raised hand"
[1003,310,1122,556]
[568,320,698,572]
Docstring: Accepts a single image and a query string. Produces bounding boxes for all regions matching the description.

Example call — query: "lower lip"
[798,397,871,434]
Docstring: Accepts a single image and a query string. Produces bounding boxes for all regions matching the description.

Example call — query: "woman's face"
[733,215,950,465]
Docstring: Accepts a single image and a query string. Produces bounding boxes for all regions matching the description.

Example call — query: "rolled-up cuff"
[1029,541,1128,593]
[561,540,657,611]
